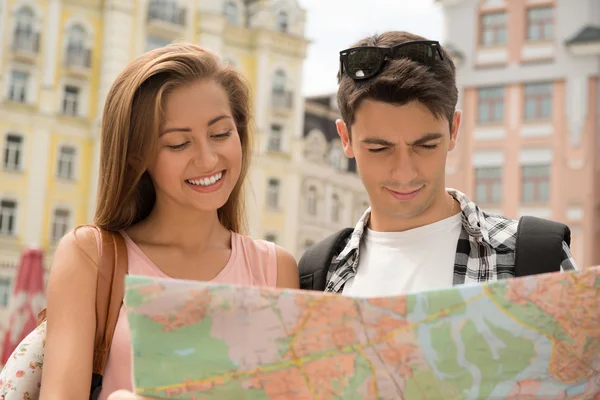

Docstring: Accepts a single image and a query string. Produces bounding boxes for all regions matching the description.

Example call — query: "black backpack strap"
[514,216,571,277]
[298,228,353,291]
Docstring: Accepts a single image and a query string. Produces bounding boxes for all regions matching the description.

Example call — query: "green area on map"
[125,266,600,399]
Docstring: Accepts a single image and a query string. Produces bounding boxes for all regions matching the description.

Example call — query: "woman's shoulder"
[234,233,298,289]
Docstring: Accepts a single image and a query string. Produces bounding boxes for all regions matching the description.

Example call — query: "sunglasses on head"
[339,40,444,81]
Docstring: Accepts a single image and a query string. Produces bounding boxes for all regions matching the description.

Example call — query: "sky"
[296,0,445,96]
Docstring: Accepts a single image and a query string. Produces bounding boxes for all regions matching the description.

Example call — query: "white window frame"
[266,178,280,209]
[50,207,72,244]
[331,193,341,223]
[3,133,24,171]
[307,185,318,217]
[62,85,80,116]
[223,0,238,24]
[56,144,78,180]
[268,124,283,152]
[8,70,29,103]
[63,20,93,68]
[0,279,12,307]
[0,198,18,236]
[276,10,288,32]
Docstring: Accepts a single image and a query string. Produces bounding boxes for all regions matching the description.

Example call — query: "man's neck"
[368,191,459,233]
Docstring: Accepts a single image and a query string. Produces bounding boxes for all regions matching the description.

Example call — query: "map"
[124,266,600,399]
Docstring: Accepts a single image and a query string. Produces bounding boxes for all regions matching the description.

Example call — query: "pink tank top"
[96,231,278,400]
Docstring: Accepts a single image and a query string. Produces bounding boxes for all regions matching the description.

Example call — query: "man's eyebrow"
[360,137,396,146]
[409,133,443,146]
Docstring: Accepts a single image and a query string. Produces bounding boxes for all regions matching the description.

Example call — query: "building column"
[0,0,9,78]
[39,0,61,115]
[96,0,135,117]
[88,0,136,218]
[23,129,51,248]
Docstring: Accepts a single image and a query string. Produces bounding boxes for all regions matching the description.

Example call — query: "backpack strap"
[514,216,571,277]
[298,228,353,291]
[89,228,128,400]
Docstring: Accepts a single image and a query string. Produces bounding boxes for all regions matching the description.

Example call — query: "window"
[148,0,184,25]
[0,199,17,236]
[527,7,553,41]
[522,165,550,203]
[524,82,552,121]
[331,194,341,223]
[329,145,345,170]
[267,178,280,208]
[268,124,282,152]
[3,134,23,171]
[264,233,277,243]
[13,7,38,53]
[276,11,288,32]
[65,24,90,67]
[9,71,29,103]
[145,36,171,52]
[62,85,80,116]
[51,208,71,244]
[480,12,507,46]
[57,146,76,180]
[307,186,317,216]
[223,1,238,24]
[272,70,286,93]
[475,167,502,204]
[0,279,11,307]
[478,87,504,123]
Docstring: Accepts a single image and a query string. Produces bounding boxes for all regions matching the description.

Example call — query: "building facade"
[290,94,366,259]
[0,0,308,337]
[438,0,600,268]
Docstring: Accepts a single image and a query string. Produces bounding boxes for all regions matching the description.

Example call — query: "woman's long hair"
[93,42,253,234]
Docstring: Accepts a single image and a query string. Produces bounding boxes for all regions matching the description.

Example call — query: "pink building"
[438,0,600,267]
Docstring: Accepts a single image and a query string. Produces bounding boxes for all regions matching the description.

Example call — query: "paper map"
[124,266,600,399]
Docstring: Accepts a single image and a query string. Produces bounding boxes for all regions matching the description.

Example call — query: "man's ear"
[448,110,462,152]
[336,119,354,158]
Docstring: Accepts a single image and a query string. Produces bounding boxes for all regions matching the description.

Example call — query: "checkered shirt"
[324,189,577,293]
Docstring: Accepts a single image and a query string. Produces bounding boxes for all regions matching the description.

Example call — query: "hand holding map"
[125,266,600,399]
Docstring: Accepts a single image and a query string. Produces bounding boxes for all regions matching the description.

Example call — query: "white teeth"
[187,172,223,187]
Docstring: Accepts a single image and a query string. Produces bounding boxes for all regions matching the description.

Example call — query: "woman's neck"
[128,200,230,253]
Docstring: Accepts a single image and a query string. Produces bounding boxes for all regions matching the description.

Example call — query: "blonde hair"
[93,42,253,234]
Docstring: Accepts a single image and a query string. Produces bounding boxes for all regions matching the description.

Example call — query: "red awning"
[1,248,45,365]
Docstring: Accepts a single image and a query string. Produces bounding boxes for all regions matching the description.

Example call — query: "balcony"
[11,32,40,63]
[271,90,293,110]
[64,48,92,77]
[147,3,186,35]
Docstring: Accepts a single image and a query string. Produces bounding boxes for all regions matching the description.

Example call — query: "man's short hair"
[337,31,458,133]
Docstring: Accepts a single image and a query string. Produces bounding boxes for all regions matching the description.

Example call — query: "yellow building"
[0,0,309,326]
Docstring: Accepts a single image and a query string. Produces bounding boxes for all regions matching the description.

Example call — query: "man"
[299,31,577,296]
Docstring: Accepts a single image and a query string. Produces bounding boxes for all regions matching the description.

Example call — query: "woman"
[40,42,299,399]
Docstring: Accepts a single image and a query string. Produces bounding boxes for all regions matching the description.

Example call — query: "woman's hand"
[107,390,151,399]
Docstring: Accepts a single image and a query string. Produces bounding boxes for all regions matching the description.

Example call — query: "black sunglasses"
[339,40,444,81]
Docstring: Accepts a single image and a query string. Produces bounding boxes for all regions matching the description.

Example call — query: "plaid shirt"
[324,188,577,293]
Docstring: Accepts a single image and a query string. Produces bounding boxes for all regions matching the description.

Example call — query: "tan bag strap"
[91,228,128,375]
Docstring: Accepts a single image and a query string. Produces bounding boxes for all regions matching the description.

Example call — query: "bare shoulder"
[274,245,299,289]
[40,226,102,399]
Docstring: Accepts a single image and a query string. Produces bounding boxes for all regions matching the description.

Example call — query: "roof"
[566,25,600,45]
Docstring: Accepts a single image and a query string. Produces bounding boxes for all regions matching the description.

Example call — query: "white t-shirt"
[342,213,462,298]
